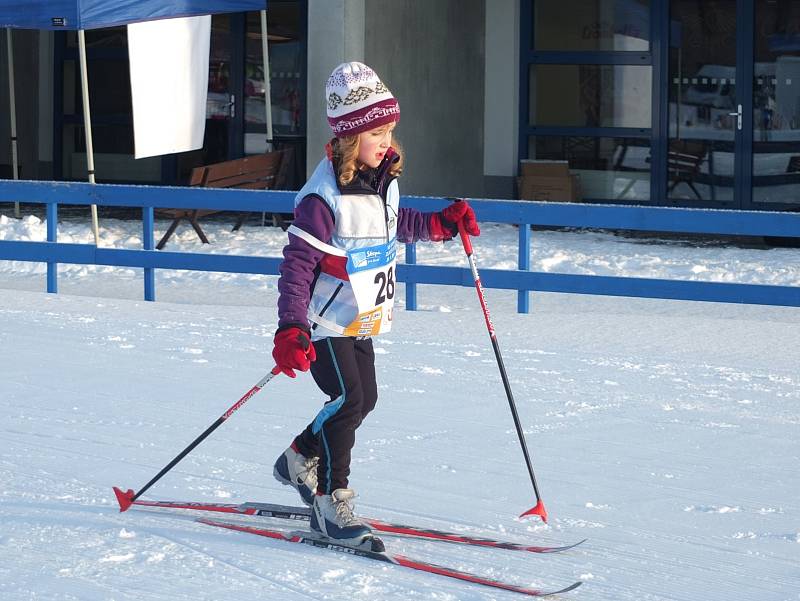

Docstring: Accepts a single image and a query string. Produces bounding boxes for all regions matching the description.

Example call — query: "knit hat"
[325,62,400,137]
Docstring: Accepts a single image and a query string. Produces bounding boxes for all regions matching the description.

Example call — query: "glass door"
[204,14,238,165]
[244,6,305,153]
[668,0,739,205]
[751,0,800,207]
[243,3,306,189]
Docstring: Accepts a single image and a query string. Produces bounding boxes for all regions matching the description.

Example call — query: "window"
[530,136,651,200]
[534,0,650,51]
[522,0,653,202]
[530,64,652,128]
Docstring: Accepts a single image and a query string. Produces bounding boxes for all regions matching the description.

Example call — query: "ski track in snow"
[1,215,800,600]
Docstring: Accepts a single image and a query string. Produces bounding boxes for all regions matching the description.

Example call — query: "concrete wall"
[483,0,519,199]
[364,0,485,197]
[305,0,365,175]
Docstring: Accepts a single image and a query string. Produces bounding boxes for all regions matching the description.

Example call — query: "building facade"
[1,0,799,210]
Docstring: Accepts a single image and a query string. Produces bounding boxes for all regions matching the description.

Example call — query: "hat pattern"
[343,86,375,106]
[327,92,343,111]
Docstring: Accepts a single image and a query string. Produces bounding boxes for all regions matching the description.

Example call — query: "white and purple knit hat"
[325,62,400,137]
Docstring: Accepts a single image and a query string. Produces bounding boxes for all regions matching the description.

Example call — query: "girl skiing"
[271,62,479,548]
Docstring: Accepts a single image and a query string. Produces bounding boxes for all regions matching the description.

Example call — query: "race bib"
[343,240,397,336]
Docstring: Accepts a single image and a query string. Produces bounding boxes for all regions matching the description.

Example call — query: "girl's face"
[357,123,396,169]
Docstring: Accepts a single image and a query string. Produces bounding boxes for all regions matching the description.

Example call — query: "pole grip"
[452,198,474,255]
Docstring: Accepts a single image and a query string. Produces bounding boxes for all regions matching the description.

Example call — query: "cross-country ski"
[197,517,583,597]
[116,495,587,553]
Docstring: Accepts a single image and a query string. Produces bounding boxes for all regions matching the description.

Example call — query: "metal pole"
[676,46,682,141]
[260,9,273,147]
[143,206,155,301]
[259,8,273,226]
[6,28,20,218]
[77,29,100,245]
[457,215,548,523]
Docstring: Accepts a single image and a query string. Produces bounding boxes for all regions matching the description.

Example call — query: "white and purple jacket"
[277,148,446,339]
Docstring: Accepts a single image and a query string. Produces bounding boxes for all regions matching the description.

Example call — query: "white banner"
[128,15,211,159]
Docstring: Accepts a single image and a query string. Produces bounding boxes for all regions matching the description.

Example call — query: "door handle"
[728,104,742,130]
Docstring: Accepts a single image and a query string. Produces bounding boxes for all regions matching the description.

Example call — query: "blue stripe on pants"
[311,338,346,491]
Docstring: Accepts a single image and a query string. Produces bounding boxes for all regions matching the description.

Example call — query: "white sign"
[128,15,211,159]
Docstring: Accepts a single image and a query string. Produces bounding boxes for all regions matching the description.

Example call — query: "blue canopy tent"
[0,1,266,30]
[1,0,269,242]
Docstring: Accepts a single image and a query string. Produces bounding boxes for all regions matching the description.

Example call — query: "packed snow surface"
[1,213,798,600]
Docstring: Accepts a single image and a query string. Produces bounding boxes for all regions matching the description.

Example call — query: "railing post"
[143,207,155,301]
[46,202,57,294]
[405,242,417,311]
[517,222,531,313]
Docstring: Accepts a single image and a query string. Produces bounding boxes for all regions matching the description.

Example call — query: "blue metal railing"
[0,179,798,308]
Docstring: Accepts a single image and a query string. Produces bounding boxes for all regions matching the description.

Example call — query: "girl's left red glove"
[272,326,316,378]
[440,199,481,237]
[429,199,481,241]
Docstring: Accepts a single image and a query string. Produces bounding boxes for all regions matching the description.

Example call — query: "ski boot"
[310,488,384,552]
[273,444,318,507]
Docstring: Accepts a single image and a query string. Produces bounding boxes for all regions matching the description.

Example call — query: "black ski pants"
[292,336,378,494]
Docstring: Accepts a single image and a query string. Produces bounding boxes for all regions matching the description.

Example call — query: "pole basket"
[519,499,548,523]
[113,487,136,512]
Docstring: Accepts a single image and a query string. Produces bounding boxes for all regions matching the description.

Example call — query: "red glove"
[272,327,316,378]
[441,200,480,237]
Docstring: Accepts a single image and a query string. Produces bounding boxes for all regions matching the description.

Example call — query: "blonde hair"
[331,135,404,187]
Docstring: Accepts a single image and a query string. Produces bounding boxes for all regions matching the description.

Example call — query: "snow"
[1,213,799,600]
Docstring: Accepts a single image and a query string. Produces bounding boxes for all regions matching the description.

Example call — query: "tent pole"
[260,9,273,147]
[260,9,273,226]
[78,29,100,245]
[6,28,20,218]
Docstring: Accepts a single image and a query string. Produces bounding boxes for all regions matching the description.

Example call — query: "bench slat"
[199,170,277,189]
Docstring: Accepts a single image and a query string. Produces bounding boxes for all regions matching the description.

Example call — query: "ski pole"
[114,367,281,512]
[454,203,548,523]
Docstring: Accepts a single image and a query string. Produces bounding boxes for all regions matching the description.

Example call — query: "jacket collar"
[325,141,400,197]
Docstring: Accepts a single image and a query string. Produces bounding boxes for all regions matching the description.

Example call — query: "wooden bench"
[156,149,290,250]
[613,140,708,201]
[666,140,707,200]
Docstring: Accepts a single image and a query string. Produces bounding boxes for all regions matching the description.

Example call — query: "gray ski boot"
[310,488,384,552]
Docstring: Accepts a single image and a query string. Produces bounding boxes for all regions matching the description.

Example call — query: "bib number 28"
[373,266,395,305]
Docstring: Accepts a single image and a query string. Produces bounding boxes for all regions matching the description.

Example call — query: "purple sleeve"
[277,195,335,330]
[396,207,435,243]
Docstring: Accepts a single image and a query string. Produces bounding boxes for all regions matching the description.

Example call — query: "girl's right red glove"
[272,327,316,378]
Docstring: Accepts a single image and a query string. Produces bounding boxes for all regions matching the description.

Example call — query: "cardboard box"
[519,159,570,179]
[518,174,581,202]
[517,159,582,202]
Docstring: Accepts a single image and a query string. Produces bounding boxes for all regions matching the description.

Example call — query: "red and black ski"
[120,495,585,554]
[197,517,582,597]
